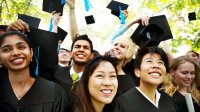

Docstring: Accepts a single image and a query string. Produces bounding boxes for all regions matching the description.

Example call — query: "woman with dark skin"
[0,31,68,112]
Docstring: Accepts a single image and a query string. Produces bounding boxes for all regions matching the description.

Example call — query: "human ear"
[134,68,140,78]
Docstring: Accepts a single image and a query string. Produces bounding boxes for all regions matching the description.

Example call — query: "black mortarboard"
[107,0,129,17]
[188,12,196,21]
[131,15,173,47]
[57,27,68,41]
[18,14,41,28]
[85,15,95,25]
[43,0,65,16]
[26,28,58,78]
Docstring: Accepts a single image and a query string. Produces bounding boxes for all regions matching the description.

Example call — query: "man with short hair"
[53,34,94,96]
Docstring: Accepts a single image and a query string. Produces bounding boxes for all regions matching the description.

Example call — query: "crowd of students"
[0,0,200,112]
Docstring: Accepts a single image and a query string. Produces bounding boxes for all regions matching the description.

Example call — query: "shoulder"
[159,90,174,100]
[36,77,65,93]
[159,90,177,110]
[53,66,71,78]
[116,88,138,103]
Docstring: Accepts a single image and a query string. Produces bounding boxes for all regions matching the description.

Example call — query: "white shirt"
[136,87,161,108]
[69,66,83,81]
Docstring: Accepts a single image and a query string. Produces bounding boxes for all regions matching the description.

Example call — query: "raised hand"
[51,11,61,27]
[7,19,30,33]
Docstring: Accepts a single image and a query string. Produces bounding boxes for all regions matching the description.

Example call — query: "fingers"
[51,11,57,15]
[67,0,75,9]
[18,19,30,32]
[51,11,61,25]
[52,11,61,19]
[7,19,30,33]
[123,10,129,19]
[141,16,150,26]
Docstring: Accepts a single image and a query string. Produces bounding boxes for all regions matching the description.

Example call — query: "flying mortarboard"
[188,12,196,21]
[26,28,59,77]
[131,15,173,47]
[85,15,95,25]
[18,14,41,28]
[57,26,68,41]
[43,0,65,16]
[107,0,129,17]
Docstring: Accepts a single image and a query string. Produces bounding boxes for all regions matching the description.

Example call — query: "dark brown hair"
[74,55,118,112]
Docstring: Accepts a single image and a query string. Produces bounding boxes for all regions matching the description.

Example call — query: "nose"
[186,74,192,79]
[114,44,120,50]
[103,77,112,86]
[78,46,84,51]
[11,48,20,56]
[152,62,160,69]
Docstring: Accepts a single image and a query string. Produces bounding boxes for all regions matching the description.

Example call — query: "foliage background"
[0,0,200,55]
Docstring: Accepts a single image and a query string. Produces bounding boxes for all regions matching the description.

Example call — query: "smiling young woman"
[73,55,118,112]
[0,31,69,112]
[162,56,200,112]
[110,46,177,112]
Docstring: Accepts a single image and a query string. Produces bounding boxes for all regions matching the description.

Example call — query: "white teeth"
[149,73,160,77]
[77,54,84,58]
[113,51,119,55]
[102,90,111,94]
[13,59,23,63]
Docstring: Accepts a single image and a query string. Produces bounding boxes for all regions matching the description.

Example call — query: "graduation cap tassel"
[49,18,53,32]
[48,0,53,32]
[83,0,92,12]
[61,0,66,5]
[34,46,40,77]
[119,6,125,24]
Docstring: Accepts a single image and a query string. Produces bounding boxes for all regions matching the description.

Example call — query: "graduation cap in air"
[131,15,173,47]
[18,14,41,28]
[57,27,68,41]
[107,0,129,17]
[26,28,59,78]
[188,12,196,21]
[43,0,65,16]
[85,15,95,25]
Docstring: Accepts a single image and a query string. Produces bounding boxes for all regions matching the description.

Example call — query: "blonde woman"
[162,56,200,112]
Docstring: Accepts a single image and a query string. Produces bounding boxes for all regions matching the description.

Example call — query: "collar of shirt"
[136,87,161,108]
[70,66,83,81]
[58,63,67,67]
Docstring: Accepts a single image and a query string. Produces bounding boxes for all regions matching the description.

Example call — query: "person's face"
[186,51,199,62]
[135,53,167,86]
[88,61,118,107]
[71,40,93,64]
[0,35,33,71]
[58,49,71,62]
[111,42,129,60]
[171,62,195,90]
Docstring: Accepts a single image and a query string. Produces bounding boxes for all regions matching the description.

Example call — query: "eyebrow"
[144,57,163,61]
[95,70,116,73]
[1,42,27,48]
